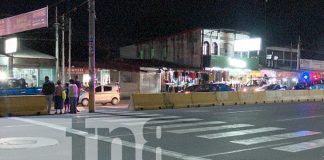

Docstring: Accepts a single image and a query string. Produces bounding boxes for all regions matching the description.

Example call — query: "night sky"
[0,0,323,61]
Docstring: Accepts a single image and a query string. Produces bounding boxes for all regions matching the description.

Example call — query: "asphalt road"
[1,101,324,160]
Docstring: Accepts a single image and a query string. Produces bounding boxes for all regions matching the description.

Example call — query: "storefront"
[203,55,260,89]
[0,48,56,87]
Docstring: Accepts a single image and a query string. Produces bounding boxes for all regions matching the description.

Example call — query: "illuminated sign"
[0,7,48,36]
[234,38,261,52]
[228,57,247,68]
[5,37,17,53]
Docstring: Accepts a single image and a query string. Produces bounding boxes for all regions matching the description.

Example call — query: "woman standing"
[54,80,64,114]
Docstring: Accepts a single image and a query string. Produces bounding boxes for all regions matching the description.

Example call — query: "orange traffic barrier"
[191,92,217,107]
[129,93,166,110]
[239,91,265,105]
[0,95,47,117]
[164,93,192,109]
[216,92,240,106]
[308,90,324,102]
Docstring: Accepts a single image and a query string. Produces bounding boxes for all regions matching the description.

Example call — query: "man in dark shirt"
[42,76,55,114]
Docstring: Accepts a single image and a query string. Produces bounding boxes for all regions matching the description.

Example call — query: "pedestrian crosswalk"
[70,111,324,154]
[231,131,320,145]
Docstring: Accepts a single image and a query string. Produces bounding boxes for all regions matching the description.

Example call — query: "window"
[95,86,102,92]
[203,41,210,55]
[163,47,167,60]
[104,86,112,91]
[137,50,144,59]
[212,42,218,55]
[150,48,155,59]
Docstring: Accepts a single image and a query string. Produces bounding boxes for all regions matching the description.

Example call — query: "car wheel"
[81,98,89,106]
[111,98,118,105]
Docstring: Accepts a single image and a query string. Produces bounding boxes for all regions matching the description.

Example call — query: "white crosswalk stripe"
[197,127,285,139]
[145,121,226,129]
[123,118,202,126]
[272,138,324,152]
[168,124,253,134]
[103,115,182,123]
[231,131,320,145]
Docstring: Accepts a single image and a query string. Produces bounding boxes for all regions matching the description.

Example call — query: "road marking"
[200,142,291,157]
[276,115,324,122]
[168,124,253,134]
[224,110,264,114]
[231,131,320,145]
[134,114,163,117]
[146,121,226,129]
[198,127,285,139]
[103,116,180,123]
[123,118,202,126]
[11,117,211,160]
[116,112,146,116]
[273,138,324,152]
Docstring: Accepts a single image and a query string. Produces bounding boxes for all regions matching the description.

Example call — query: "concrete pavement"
[1,101,324,160]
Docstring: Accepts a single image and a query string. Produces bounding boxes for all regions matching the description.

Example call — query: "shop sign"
[66,68,88,74]
[0,7,48,36]
[300,59,324,70]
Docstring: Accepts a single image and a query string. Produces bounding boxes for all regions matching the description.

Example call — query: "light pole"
[61,15,65,84]
[88,0,96,112]
[55,7,60,82]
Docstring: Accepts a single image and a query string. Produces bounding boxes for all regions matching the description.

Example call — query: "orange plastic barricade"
[164,93,192,109]
[216,92,240,106]
[191,92,218,107]
[0,95,47,117]
[129,93,166,110]
[308,90,324,102]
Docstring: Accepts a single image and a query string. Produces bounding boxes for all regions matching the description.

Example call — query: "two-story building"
[120,28,262,93]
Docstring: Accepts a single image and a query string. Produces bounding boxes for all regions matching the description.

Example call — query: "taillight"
[184,91,191,94]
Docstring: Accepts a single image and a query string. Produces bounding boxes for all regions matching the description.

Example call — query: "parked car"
[79,85,120,106]
[309,84,324,90]
[184,83,234,93]
[293,82,308,90]
[254,84,287,92]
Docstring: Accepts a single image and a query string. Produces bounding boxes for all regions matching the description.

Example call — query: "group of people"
[42,75,82,115]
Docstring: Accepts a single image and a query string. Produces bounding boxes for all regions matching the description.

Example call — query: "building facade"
[120,28,262,92]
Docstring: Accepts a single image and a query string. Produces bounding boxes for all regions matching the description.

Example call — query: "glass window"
[104,86,112,91]
[95,86,102,92]
[203,41,210,55]
[163,47,167,60]
[150,48,155,59]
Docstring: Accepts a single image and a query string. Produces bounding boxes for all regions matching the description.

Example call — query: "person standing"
[42,76,55,114]
[74,76,82,112]
[54,80,64,114]
[64,82,70,113]
[68,79,79,114]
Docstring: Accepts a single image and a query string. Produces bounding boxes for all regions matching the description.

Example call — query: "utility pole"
[297,36,301,70]
[88,0,96,112]
[62,15,65,83]
[55,7,60,81]
[68,18,72,80]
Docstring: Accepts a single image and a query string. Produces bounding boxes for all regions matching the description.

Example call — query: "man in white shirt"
[68,79,79,114]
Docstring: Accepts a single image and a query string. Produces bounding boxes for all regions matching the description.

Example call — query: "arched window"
[212,42,218,55]
[203,41,210,55]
